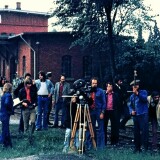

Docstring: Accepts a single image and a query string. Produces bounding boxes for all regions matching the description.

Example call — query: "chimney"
[4,5,9,9]
[16,2,21,10]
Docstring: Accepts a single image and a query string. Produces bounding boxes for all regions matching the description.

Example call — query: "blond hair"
[3,83,12,93]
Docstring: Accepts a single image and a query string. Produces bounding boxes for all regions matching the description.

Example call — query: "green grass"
[0,124,160,159]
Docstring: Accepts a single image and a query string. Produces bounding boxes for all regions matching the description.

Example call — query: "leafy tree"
[51,0,154,81]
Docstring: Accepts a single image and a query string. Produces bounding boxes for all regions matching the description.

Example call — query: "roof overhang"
[0,8,51,18]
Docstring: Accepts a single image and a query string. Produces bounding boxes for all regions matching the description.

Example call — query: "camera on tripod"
[71,79,91,106]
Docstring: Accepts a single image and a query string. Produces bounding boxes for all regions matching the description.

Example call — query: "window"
[62,55,71,78]
[22,56,26,76]
[83,56,92,78]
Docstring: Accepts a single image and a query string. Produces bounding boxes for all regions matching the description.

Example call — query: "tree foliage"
[51,0,157,85]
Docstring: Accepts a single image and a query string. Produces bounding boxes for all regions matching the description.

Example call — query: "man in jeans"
[35,71,54,131]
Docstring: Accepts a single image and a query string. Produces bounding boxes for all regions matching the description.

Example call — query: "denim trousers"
[36,96,49,129]
[54,99,66,126]
[133,113,149,150]
[1,115,12,147]
[86,109,105,149]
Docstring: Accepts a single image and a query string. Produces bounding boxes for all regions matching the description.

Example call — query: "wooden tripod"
[70,103,97,154]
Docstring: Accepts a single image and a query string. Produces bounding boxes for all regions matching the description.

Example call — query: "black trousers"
[104,110,119,145]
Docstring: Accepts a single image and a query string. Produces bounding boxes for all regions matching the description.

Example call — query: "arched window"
[83,56,92,78]
[22,56,26,76]
[62,55,71,78]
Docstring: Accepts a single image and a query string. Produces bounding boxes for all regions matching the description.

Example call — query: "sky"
[0,0,159,36]
[0,0,53,12]
[145,0,160,25]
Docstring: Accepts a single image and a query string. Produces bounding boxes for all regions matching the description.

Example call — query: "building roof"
[8,32,73,39]
[0,8,51,17]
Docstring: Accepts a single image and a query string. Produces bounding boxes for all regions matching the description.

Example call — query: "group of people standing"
[62,77,160,154]
[0,72,160,154]
[0,71,69,147]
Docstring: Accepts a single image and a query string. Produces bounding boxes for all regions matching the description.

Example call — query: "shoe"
[36,128,41,131]
[68,146,77,154]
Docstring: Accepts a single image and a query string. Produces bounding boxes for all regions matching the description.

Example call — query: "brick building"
[0,2,92,83]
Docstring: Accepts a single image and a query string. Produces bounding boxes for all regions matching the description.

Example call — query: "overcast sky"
[0,0,53,12]
[0,0,159,35]
[0,0,159,15]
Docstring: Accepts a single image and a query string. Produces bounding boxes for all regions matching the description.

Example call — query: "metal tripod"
[70,103,97,154]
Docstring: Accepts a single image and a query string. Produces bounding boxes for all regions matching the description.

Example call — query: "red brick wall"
[18,41,32,77]
[0,12,48,34]
[17,33,89,83]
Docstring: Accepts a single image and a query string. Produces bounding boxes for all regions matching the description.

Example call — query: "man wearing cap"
[128,80,148,153]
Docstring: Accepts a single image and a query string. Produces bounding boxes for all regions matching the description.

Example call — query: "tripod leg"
[86,106,97,149]
[70,105,80,148]
[81,105,87,153]
[78,104,83,154]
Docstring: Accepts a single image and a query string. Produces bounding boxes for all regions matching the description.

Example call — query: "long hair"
[3,83,12,94]
[38,71,46,81]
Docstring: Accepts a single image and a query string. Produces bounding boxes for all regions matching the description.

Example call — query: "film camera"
[71,79,92,106]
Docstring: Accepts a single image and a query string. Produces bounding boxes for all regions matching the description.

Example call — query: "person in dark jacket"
[13,73,33,134]
[18,78,37,142]
[114,77,130,130]
[104,82,120,146]
[0,83,13,148]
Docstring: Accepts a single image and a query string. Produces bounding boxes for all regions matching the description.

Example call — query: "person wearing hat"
[128,79,149,153]
[46,72,54,125]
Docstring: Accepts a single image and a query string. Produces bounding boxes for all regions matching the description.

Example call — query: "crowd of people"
[0,72,159,154]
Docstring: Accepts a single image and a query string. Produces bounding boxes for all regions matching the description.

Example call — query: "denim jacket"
[94,88,106,113]
[129,90,148,115]
[35,79,54,95]
[0,92,14,117]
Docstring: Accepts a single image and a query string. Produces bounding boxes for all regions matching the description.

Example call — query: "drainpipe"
[19,35,36,79]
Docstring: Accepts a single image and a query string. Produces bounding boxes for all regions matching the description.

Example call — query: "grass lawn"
[0,124,160,160]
